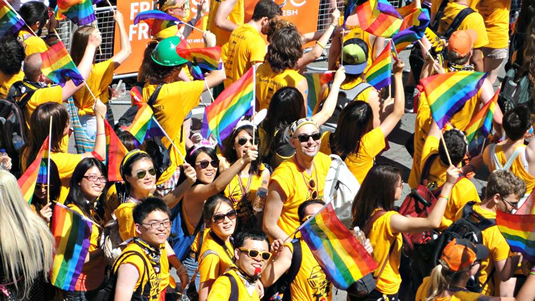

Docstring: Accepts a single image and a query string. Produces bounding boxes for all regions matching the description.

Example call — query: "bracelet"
[330,24,337,29]
[438,194,449,201]
[96,133,105,136]
[316,41,326,50]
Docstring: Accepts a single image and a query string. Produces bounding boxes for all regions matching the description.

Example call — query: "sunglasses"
[237,137,257,146]
[136,168,157,179]
[296,132,321,143]
[239,248,272,261]
[500,196,519,213]
[213,209,237,223]
[196,160,218,169]
[307,179,317,199]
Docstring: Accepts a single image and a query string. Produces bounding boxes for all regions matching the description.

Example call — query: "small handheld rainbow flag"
[496,210,535,262]
[50,203,93,291]
[0,1,25,38]
[105,119,127,182]
[18,137,49,203]
[464,89,498,157]
[357,0,402,38]
[420,71,487,129]
[201,67,254,145]
[41,41,84,87]
[299,203,378,289]
[392,8,430,53]
[56,0,96,26]
[124,104,165,143]
[134,10,180,37]
[365,41,392,90]
[177,46,222,72]
[304,72,334,116]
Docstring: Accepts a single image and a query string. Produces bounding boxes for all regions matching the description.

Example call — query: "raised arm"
[261,241,293,286]
[163,163,197,209]
[213,0,239,33]
[110,11,132,68]
[379,59,405,136]
[311,66,345,126]
[81,99,106,159]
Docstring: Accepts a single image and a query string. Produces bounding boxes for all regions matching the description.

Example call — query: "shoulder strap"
[461,201,496,229]
[112,250,151,297]
[420,153,439,184]
[493,145,523,171]
[430,0,450,31]
[147,84,163,107]
[363,210,387,237]
[224,273,240,301]
[344,82,373,101]
[281,239,303,301]
[444,7,476,38]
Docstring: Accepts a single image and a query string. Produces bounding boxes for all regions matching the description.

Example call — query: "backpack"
[262,239,302,301]
[497,63,534,114]
[320,82,372,132]
[168,201,204,261]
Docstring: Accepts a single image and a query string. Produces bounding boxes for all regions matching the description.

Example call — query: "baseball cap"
[441,238,489,272]
[341,38,369,75]
[288,117,319,137]
[448,29,477,56]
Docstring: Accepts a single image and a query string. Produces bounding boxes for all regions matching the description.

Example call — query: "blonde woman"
[0,170,55,299]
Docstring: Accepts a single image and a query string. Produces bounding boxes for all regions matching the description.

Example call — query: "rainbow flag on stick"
[357,0,402,38]
[299,203,378,289]
[41,41,84,87]
[304,72,334,116]
[392,8,430,53]
[105,119,127,182]
[365,41,392,90]
[18,137,49,203]
[134,10,180,37]
[177,46,222,71]
[420,71,487,129]
[124,104,165,143]
[50,203,92,291]
[464,89,498,157]
[0,1,24,38]
[497,210,535,262]
[201,67,254,145]
[57,0,96,26]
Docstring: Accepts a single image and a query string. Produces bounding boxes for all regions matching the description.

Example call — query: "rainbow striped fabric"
[342,0,357,28]
[496,209,535,262]
[365,41,392,90]
[420,71,487,129]
[124,104,165,143]
[0,1,24,38]
[105,119,127,182]
[18,137,49,203]
[464,89,498,157]
[304,72,334,116]
[50,203,93,291]
[177,46,222,72]
[56,0,96,26]
[134,10,180,37]
[41,41,84,87]
[300,203,378,289]
[357,0,402,38]
[392,7,430,53]
[201,67,254,145]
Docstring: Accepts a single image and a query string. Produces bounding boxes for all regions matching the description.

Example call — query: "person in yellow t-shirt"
[30,161,60,223]
[155,0,208,40]
[18,2,49,56]
[112,197,171,300]
[263,118,331,241]
[208,229,270,301]
[0,37,24,99]
[223,0,282,88]
[415,238,490,301]
[352,164,459,298]
[207,0,244,47]
[453,170,523,296]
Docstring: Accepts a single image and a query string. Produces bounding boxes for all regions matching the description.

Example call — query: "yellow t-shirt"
[223,164,266,223]
[142,81,204,182]
[207,0,245,46]
[256,64,305,112]
[0,70,24,98]
[223,24,266,87]
[270,153,332,237]
[368,209,404,295]
[415,276,484,301]
[154,25,179,39]
[453,203,511,295]
[207,269,260,300]
[49,152,83,204]
[199,231,235,285]
[74,60,114,115]
[24,85,63,131]
[68,204,106,291]
[114,202,138,242]
[484,144,535,195]
[286,239,333,301]
[471,0,510,49]
[17,30,48,56]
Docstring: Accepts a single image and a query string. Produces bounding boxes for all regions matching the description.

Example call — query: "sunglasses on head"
[196,160,218,169]
[239,248,272,261]
[237,137,257,146]
[296,132,321,143]
[213,209,237,223]
[136,168,157,179]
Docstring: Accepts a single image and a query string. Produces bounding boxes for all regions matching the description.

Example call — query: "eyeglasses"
[239,248,272,261]
[398,180,404,188]
[237,137,257,146]
[213,209,237,223]
[196,160,218,169]
[295,132,321,143]
[135,168,157,179]
[142,219,171,229]
[500,196,519,213]
[83,175,107,183]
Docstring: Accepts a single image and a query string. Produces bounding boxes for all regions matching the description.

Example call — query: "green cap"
[151,36,188,66]
[342,38,369,75]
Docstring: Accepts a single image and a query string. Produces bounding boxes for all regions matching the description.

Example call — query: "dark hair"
[184,146,220,184]
[351,164,401,229]
[222,125,262,176]
[133,196,171,225]
[448,50,470,65]
[262,87,306,138]
[234,229,270,249]
[203,194,234,226]
[142,40,185,84]
[331,101,374,159]
[503,106,532,141]
[65,158,109,220]
[117,131,139,151]
[252,0,282,21]
[120,150,154,193]
[138,40,160,83]
[70,26,96,66]
[19,1,49,36]
[265,19,293,42]
[298,199,326,224]
[33,160,61,204]
[0,36,25,75]
[265,26,303,73]
[439,129,467,166]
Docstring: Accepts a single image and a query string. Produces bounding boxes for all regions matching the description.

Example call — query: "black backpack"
[262,239,302,301]
[497,63,534,114]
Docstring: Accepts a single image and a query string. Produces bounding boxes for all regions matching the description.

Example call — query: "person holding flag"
[17,1,49,56]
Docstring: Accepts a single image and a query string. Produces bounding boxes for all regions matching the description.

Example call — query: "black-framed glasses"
[196,160,218,169]
[136,168,157,179]
[142,219,171,229]
[237,137,257,146]
[500,196,519,213]
[83,175,107,183]
[296,132,321,143]
[213,209,237,223]
[239,248,272,261]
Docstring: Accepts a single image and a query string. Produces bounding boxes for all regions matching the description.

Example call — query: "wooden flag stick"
[252,65,257,145]
[439,129,453,166]
[417,39,438,65]
[47,116,53,204]
[204,80,216,103]
[105,0,116,15]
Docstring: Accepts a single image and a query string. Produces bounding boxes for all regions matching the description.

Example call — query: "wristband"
[316,41,326,50]
[438,194,449,201]
[96,133,105,136]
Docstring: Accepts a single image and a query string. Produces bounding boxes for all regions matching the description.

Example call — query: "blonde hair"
[0,170,55,297]
[426,262,466,301]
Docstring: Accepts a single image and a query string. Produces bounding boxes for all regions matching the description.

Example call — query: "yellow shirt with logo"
[415,276,484,301]
[74,60,114,115]
[270,153,332,237]
[224,164,266,222]
[0,70,24,98]
[207,0,245,46]
[207,269,261,300]
[256,64,306,112]
[17,29,48,56]
[199,231,236,285]
[470,0,511,49]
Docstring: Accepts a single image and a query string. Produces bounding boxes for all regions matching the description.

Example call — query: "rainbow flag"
[342,0,357,28]
[41,41,84,87]
[392,8,430,53]
[299,203,378,289]
[0,1,24,38]
[134,10,180,37]
[201,67,254,145]
[420,71,487,129]
[357,0,402,38]
[50,203,92,291]
[464,89,498,157]
[124,104,165,143]
[57,0,95,26]
[304,72,334,116]
[177,46,222,72]
[18,137,49,203]
[496,210,535,262]
[105,119,127,182]
[365,41,392,90]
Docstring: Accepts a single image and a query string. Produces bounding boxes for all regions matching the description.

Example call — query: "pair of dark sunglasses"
[237,137,257,146]
[136,168,157,179]
[296,132,321,143]
[239,248,272,261]
[213,209,237,223]
[196,160,218,169]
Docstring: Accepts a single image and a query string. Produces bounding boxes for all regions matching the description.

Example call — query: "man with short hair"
[207,229,271,300]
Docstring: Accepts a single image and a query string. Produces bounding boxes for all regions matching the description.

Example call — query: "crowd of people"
[1,0,535,300]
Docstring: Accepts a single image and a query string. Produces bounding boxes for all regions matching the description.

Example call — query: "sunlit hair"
[265,26,303,73]
[70,26,97,65]
[426,263,468,300]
